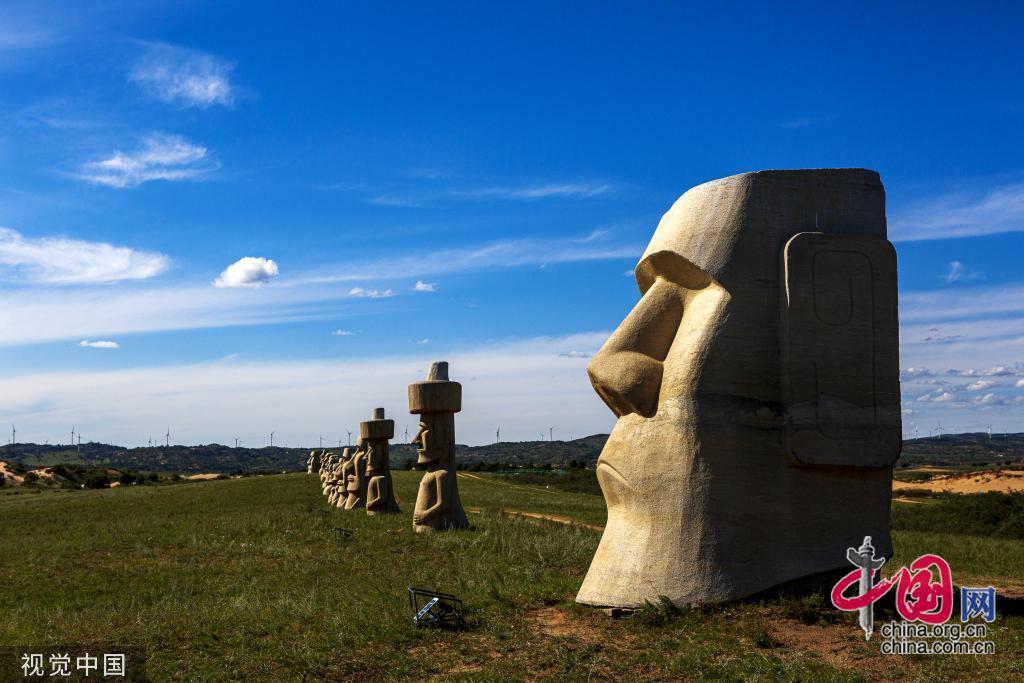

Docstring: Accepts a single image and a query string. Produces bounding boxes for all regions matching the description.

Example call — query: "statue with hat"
[408,361,468,532]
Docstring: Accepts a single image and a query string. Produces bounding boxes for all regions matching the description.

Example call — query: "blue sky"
[1,1,1023,446]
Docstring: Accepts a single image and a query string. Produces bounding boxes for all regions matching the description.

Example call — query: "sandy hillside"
[0,461,23,485]
[894,469,1024,494]
[185,473,222,481]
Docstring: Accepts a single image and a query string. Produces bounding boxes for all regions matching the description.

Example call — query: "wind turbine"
[346,429,352,447]
[166,428,170,447]
[549,426,556,442]
[319,435,323,448]
[496,427,500,443]
[270,431,275,448]
[404,425,410,441]
[985,424,993,440]
[148,436,152,448]
[77,433,81,452]
[933,422,944,437]
[10,424,15,445]
[70,426,75,448]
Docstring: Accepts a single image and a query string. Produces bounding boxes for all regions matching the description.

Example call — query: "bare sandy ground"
[894,469,1024,494]
[0,461,23,485]
[185,473,222,481]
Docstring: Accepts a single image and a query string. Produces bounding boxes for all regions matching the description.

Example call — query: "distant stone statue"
[319,452,334,483]
[409,361,468,532]
[326,450,348,506]
[344,440,369,510]
[362,408,401,515]
[576,169,900,609]
[307,450,322,475]
[320,453,336,494]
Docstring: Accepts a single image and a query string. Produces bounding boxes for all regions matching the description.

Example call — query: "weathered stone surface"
[577,169,900,609]
[344,441,368,510]
[409,362,468,533]
[362,407,400,515]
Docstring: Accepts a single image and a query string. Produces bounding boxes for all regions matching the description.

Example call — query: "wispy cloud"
[0,333,612,446]
[944,260,984,283]
[76,133,216,189]
[0,226,168,284]
[78,339,119,349]
[130,43,235,108]
[450,182,613,201]
[412,280,436,292]
[348,287,394,298]
[781,116,826,129]
[214,257,279,288]
[338,180,615,207]
[300,233,639,285]
[0,234,635,347]
[331,330,355,337]
[891,181,1024,241]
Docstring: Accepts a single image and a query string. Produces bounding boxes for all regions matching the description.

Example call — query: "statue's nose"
[587,350,664,418]
[586,276,685,418]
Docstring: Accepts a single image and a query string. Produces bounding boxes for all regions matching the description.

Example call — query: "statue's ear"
[781,232,901,468]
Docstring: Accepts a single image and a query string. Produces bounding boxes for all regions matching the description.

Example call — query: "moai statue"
[344,439,369,510]
[333,449,353,509]
[576,169,900,609]
[326,450,348,506]
[319,451,334,483]
[307,450,322,475]
[409,361,468,533]
[320,453,335,494]
[362,408,401,515]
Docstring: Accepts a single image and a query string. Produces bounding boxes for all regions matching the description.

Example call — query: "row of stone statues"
[307,361,468,533]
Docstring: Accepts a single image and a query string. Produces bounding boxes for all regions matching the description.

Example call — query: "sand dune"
[894,469,1024,495]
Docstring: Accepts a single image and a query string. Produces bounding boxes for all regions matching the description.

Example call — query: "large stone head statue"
[577,169,901,608]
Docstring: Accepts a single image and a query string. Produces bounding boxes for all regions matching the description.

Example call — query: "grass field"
[1,472,1022,681]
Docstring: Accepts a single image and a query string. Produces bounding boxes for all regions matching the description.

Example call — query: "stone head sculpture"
[576,169,900,608]
[362,407,401,515]
[409,361,468,532]
[344,439,368,510]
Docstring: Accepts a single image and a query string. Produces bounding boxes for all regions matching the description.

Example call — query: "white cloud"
[974,393,1010,406]
[412,280,436,292]
[559,350,591,358]
[891,181,1024,241]
[300,233,639,286]
[130,44,235,108]
[0,333,612,446]
[76,133,215,188]
[781,116,822,129]
[944,260,984,283]
[417,338,431,344]
[0,226,168,284]
[331,329,355,337]
[1017,378,1024,388]
[0,233,636,348]
[214,257,279,288]
[78,339,119,349]
[966,379,999,391]
[347,181,614,206]
[450,182,613,201]
[348,287,394,298]
[931,391,957,403]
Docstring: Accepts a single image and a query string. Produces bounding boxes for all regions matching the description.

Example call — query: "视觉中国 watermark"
[830,536,996,655]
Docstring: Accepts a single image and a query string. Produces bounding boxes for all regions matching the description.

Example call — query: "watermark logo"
[830,536,996,655]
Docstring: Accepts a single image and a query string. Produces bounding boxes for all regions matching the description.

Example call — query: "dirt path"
[457,471,558,495]
[465,505,605,532]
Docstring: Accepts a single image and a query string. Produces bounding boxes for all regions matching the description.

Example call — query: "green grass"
[0,472,1021,681]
